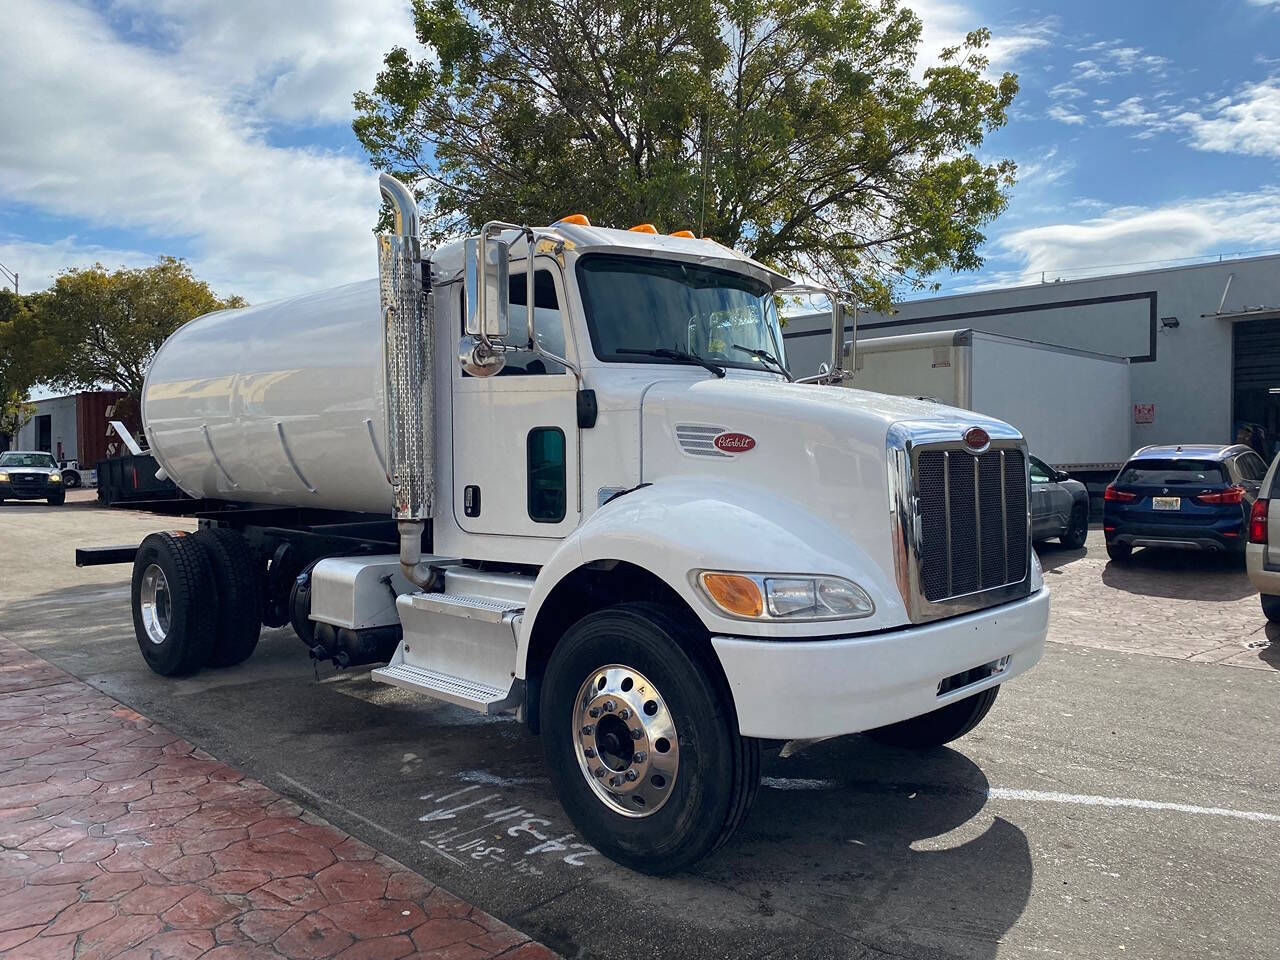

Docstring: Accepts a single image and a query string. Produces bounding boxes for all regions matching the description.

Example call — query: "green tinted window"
[527,427,566,522]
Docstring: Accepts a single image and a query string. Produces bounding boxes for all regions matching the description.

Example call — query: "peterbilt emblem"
[962,426,990,452]
[713,432,756,454]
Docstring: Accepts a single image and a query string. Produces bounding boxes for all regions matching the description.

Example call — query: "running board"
[371,662,522,714]
[408,592,524,622]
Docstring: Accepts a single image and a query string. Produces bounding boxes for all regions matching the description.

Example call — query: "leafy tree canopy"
[14,258,243,398]
[354,0,1018,308]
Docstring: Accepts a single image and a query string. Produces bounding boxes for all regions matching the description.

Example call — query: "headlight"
[695,571,874,621]
[0,472,8,482]
[49,472,62,483]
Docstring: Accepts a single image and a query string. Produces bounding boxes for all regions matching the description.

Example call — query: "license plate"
[1153,496,1181,511]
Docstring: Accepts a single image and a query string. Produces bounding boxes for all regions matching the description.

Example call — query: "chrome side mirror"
[465,236,510,341]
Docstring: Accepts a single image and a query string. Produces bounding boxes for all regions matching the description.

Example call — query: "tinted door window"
[1029,456,1053,483]
[527,427,567,522]
[1236,451,1268,481]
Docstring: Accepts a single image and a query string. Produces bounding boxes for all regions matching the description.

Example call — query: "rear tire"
[47,489,65,505]
[1060,502,1088,549]
[540,602,759,874]
[867,686,1000,749]
[1106,542,1132,562]
[1262,594,1280,624]
[131,532,217,677]
[194,527,264,667]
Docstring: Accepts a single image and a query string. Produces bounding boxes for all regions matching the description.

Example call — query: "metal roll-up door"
[1233,317,1280,453]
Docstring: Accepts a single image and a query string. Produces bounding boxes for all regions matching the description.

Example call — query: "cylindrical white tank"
[142,279,395,513]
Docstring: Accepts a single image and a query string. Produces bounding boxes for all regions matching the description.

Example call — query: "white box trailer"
[845,329,1131,473]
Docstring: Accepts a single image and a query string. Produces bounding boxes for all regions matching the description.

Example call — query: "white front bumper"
[711,587,1050,739]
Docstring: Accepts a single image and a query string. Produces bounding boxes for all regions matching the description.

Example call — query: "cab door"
[451,261,580,539]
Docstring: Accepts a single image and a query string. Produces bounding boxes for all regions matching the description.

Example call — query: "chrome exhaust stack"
[376,173,437,589]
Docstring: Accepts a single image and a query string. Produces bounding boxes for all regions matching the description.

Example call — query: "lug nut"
[625,770,638,782]
[610,775,623,787]
[618,708,632,720]
[583,747,596,758]
[603,700,617,712]
[632,751,646,764]
[588,706,600,718]
[594,767,606,778]
[631,728,643,740]
[581,724,594,736]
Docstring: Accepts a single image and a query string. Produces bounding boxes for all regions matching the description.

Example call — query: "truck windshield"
[577,254,787,374]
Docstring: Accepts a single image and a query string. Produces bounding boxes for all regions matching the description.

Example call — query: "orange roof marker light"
[554,214,591,226]
[669,230,695,238]
[628,223,658,234]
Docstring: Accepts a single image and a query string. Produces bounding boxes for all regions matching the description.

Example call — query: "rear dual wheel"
[541,602,760,875]
[131,528,263,676]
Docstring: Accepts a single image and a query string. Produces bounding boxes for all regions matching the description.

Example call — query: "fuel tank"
[142,279,395,512]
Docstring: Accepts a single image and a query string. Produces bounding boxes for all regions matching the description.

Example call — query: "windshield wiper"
[732,344,793,382]
[617,347,726,378]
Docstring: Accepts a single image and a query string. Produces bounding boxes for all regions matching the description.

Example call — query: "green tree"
[25,258,244,398]
[0,389,35,450]
[354,0,1018,307]
[0,290,37,448]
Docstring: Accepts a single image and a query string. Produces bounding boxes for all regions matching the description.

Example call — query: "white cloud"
[0,0,417,302]
[1177,77,1280,158]
[1047,105,1086,125]
[0,236,159,297]
[997,189,1280,280]
[904,1,1053,76]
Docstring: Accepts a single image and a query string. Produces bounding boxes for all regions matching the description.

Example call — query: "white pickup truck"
[90,176,1049,873]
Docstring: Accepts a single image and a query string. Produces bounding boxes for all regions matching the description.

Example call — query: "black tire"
[1262,594,1280,624]
[540,602,760,874]
[867,686,1000,749]
[64,471,81,488]
[194,527,264,667]
[47,489,66,505]
[1060,502,1088,549]
[131,532,217,677]
[1106,542,1132,562]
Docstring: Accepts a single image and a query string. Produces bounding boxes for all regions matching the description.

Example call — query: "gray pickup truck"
[0,451,66,505]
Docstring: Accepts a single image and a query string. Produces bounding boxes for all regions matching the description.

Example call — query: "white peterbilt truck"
[96,176,1049,873]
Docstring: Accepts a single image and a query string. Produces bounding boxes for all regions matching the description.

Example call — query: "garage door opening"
[1233,316,1280,460]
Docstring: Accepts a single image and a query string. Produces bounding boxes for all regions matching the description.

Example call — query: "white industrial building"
[784,253,1280,459]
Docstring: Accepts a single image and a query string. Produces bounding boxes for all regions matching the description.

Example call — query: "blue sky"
[1,0,1278,306]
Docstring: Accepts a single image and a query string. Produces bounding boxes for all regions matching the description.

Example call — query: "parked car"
[1103,444,1267,561]
[1245,450,1280,622]
[1030,455,1090,548]
[0,450,67,505]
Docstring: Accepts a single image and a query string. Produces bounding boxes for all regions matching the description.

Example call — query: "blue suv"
[1103,444,1269,562]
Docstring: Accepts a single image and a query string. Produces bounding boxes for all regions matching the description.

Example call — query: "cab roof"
[431,222,793,291]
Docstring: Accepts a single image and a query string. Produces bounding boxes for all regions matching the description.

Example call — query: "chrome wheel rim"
[573,664,679,818]
[139,564,172,645]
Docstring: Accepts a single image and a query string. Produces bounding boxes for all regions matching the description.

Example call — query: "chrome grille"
[916,448,1028,603]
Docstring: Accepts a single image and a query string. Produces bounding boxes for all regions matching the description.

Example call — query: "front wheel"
[866,686,1000,749]
[541,602,759,874]
[1060,502,1088,549]
[47,489,66,505]
[63,471,81,488]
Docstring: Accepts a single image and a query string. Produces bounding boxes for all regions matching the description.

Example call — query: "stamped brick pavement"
[0,635,558,960]
[1040,531,1279,670]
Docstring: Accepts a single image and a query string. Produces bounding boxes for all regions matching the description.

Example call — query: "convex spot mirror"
[465,236,511,340]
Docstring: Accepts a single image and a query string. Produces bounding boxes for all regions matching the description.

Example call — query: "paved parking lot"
[3,493,1279,959]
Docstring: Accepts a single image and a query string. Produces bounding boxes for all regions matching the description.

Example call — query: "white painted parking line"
[986,787,1280,823]
[759,777,1280,823]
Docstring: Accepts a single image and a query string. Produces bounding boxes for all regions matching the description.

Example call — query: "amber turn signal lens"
[555,213,591,226]
[628,223,658,234]
[700,573,764,618]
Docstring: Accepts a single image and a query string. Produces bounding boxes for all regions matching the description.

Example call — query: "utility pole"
[0,261,16,294]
